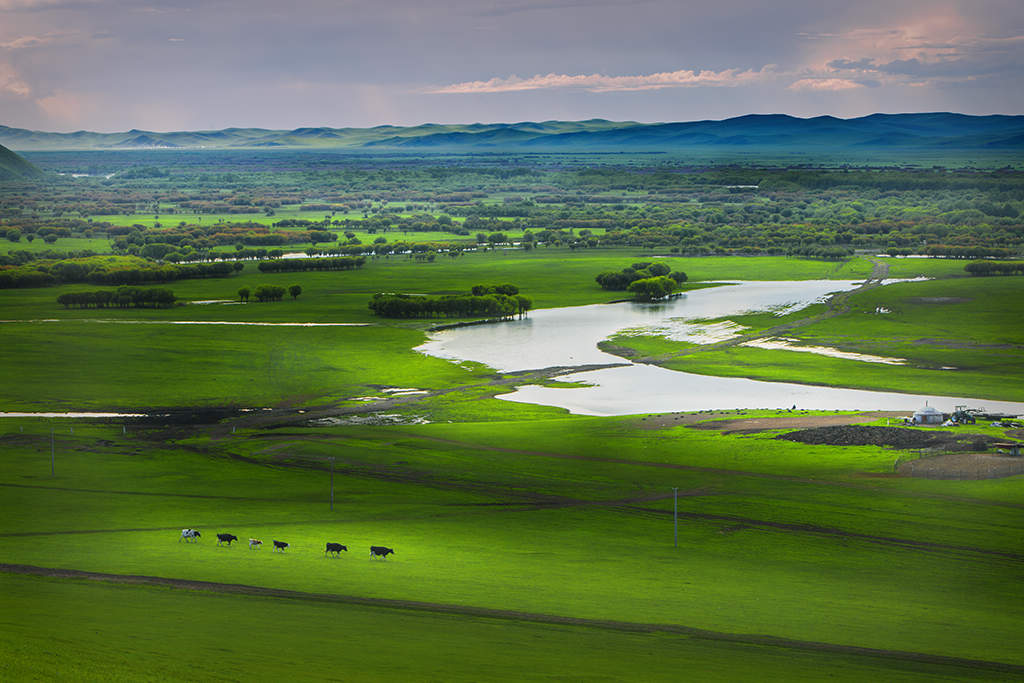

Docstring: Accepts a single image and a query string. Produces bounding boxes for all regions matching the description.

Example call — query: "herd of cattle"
[178,529,395,558]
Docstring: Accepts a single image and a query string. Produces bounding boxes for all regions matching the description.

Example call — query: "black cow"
[272,540,289,552]
[325,542,347,557]
[216,533,238,546]
[369,545,394,559]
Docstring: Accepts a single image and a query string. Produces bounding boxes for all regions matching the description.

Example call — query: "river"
[417,281,1024,417]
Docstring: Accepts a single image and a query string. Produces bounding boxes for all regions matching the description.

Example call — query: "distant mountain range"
[0,144,42,180]
[2,113,1023,151]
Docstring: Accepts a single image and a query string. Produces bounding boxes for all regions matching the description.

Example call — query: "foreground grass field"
[1,417,1023,679]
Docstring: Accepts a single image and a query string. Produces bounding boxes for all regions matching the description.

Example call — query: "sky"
[1,0,1022,132]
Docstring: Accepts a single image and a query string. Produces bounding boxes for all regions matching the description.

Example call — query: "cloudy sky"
[1,0,1022,131]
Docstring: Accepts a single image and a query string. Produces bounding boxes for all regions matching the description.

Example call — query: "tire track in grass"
[625,506,1024,562]
[2,563,1022,676]
[0,481,284,502]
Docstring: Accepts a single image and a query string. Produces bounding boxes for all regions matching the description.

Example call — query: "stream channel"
[418,280,1024,417]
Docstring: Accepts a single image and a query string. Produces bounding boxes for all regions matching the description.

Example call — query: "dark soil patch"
[776,425,1008,451]
[898,453,1024,480]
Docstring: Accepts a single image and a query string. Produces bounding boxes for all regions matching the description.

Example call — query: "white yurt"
[912,404,944,425]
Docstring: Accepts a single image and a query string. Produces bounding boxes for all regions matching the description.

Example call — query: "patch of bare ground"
[776,425,1007,451]
[635,411,904,433]
[898,453,1024,480]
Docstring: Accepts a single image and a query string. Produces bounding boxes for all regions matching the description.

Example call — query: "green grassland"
[2,249,1023,680]
[0,252,880,411]
[0,236,114,254]
[1,417,1023,679]
[610,275,1024,402]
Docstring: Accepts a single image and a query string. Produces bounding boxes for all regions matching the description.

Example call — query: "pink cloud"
[427,66,775,94]
[788,78,865,92]
[0,62,30,96]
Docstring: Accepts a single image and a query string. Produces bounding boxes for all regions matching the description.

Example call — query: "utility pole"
[673,486,678,548]
[329,456,335,511]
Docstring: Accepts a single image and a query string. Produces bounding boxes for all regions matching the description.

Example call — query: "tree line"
[256,256,366,273]
[57,287,176,309]
[369,284,532,320]
[964,261,1024,276]
[0,257,240,289]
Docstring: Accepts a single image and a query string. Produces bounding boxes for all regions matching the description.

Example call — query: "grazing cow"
[216,533,238,546]
[272,540,289,552]
[179,528,201,543]
[369,545,394,559]
[325,542,347,557]
[249,538,263,550]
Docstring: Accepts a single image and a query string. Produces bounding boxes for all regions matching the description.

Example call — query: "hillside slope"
[0,144,42,180]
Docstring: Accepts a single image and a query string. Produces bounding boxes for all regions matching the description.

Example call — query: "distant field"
[0,252,883,411]
[0,236,113,254]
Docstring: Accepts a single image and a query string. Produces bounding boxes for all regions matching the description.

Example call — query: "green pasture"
[0,322,499,410]
[0,251,879,323]
[1,419,1023,676]
[0,236,113,254]
[5,575,997,682]
[610,276,1024,402]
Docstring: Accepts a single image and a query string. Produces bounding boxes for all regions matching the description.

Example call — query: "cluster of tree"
[369,287,532,320]
[964,261,1024,276]
[628,276,678,301]
[252,285,286,301]
[0,249,98,266]
[886,245,1016,259]
[0,257,240,289]
[471,283,519,296]
[785,245,854,259]
[595,262,687,291]
[256,256,365,273]
[57,287,176,309]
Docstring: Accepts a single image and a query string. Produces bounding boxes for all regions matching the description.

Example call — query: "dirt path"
[2,563,1020,675]
[636,258,892,364]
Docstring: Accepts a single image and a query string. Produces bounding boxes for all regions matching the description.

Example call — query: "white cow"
[179,528,201,543]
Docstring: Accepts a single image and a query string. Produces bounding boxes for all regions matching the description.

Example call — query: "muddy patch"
[898,453,1024,479]
[776,425,1008,451]
[309,413,430,426]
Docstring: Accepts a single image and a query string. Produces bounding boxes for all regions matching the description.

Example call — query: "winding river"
[418,280,1024,416]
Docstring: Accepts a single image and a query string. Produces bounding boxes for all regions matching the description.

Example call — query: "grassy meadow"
[2,417,1024,680]
[611,274,1024,402]
[2,246,1023,680]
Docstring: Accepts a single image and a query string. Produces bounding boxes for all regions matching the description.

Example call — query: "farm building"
[913,404,944,425]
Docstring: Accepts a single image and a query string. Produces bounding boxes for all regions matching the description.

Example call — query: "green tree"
[628,276,676,301]
[289,284,302,299]
[238,287,250,302]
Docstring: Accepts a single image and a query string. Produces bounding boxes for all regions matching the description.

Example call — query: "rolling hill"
[0,143,43,180]
[1,113,1023,152]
